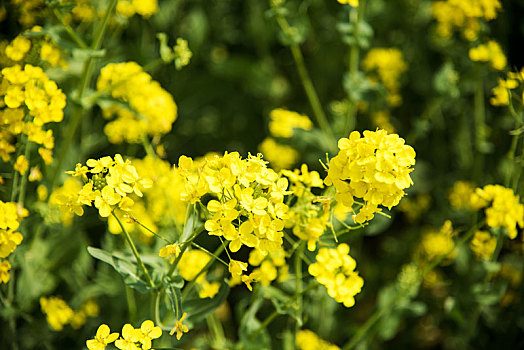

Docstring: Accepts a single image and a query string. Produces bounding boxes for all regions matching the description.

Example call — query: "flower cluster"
[40,296,98,331]
[336,0,358,8]
[0,201,26,284]
[116,0,158,19]
[490,68,523,106]
[470,230,497,260]
[259,137,299,170]
[230,247,289,288]
[5,27,68,68]
[96,62,177,143]
[87,320,162,350]
[308,243,364,307]
[268,108,313,138]
[418,220,456,262]
[60,155,152,218]
[363,48,407,106]
[448,180,475,209]
[282,164,334,251]
[432,0,501,40]
[470,185,524,239]
[178,250,221,299]
[325,129,416,224]
[296,329,340,350]
[469,40,506,71]
[1,64,66,164]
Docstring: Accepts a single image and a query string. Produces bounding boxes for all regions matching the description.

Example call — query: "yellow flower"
[229,259,248,277]
[170,312,189,340]
[268,108,313,138]
[325,130,415,223]
[0,260,11,284]
[138,320,162,350]
[259,137,299,171]
[115,324,141,350]
[159,243,181,258]
[40,296,74,331]
[5,36,31,61]
[86,324,119,350]
[470,230,496,260]
[94,186,122,217]
[308,244,364,307]
[469,40,506,70]
[14,155,29,175]
[337,0,358,7]
[296,329,340,350]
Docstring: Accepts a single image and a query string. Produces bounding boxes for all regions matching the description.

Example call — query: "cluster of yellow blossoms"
[1,64,66,165]
[4,26,68,68]
[470,185,524,239]
[363,48,407,106]
[490,68,523,106]
[418,220,456,262]
[60,155,152,218]
[432,0,501,40]
[40,296,99,331]
[259,137,299,170]
[336,0,358,7]
[269,108,313,138]
[87,320,161,350]
[296,329,340,350]
[177,249,221,299]
[470,230,497,260]
[96,62,177,144]
[308,243,363,307]
[283,164,332,251]
[469,40,506,71]
[0,201,26,283]
[325,129,416,224]
[448,180,476,209]
[116,0,158,19]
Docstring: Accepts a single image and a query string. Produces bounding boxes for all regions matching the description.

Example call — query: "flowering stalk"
[112,211,155,288]
[271,4,337,152]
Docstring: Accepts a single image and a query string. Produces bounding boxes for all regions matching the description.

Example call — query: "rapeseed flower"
[296,329,340,350]
[86,324,119,350]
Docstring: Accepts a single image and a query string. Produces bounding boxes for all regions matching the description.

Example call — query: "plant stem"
[167,225,205,277]
[112,211,155,288]
[18,141,32,207]
[272,10,336,152]
[294,242,304,334]
[125,286,137,322]
[52,8,89,49]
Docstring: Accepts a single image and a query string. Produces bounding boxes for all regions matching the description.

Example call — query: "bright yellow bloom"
[269,108,313,138]
[159,243,181,258]
[115,324,141,350]
[490,76,519,106]
[14,154,29,175]
[40,296,74,331]
[0,260,11,284]
[259,137,299,170]
[432,0,501,40]
[86,324,119,350]
[470,230,496,260]
[117,0,158,18]
[448,181,475,209]
[470,185,524,239]
[363,48,407,106]
[5,35,31,61]
[308,244,364,307]
[296,329,340,350]
[138,320,162,350]
[419,220,456,262]
[469,40,506,70]
[97,62,177,144]
[325,130,415,224]
[170,312,189,340]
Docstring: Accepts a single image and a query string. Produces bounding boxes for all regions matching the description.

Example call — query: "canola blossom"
[325,129,416,224]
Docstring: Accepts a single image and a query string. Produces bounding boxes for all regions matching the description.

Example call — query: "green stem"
[167,225,205,277]
[342,223,480,350]
[191,242,228,266]
[125,286,137,322]
[50,0,118,190]
[112,211,155,288]
[250,281,318,341]
[343,2,364,136]
[52,8,89,49]
[294,242,304,334]
[206,313,227,348]
[272,9,336,152]
[473,78,486,181]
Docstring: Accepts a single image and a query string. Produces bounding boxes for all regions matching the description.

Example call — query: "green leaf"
[87,247,151,293]
[182,280,230,323]
[165,278,184,320]
[238,298,271,349]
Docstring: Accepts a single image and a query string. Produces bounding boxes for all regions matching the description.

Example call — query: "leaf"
[262,285,301,325]
[182,280,230,323]
[164,278,183,320]
[238,298,271,350]
[180,206,198,242]
[87,247,151,293]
